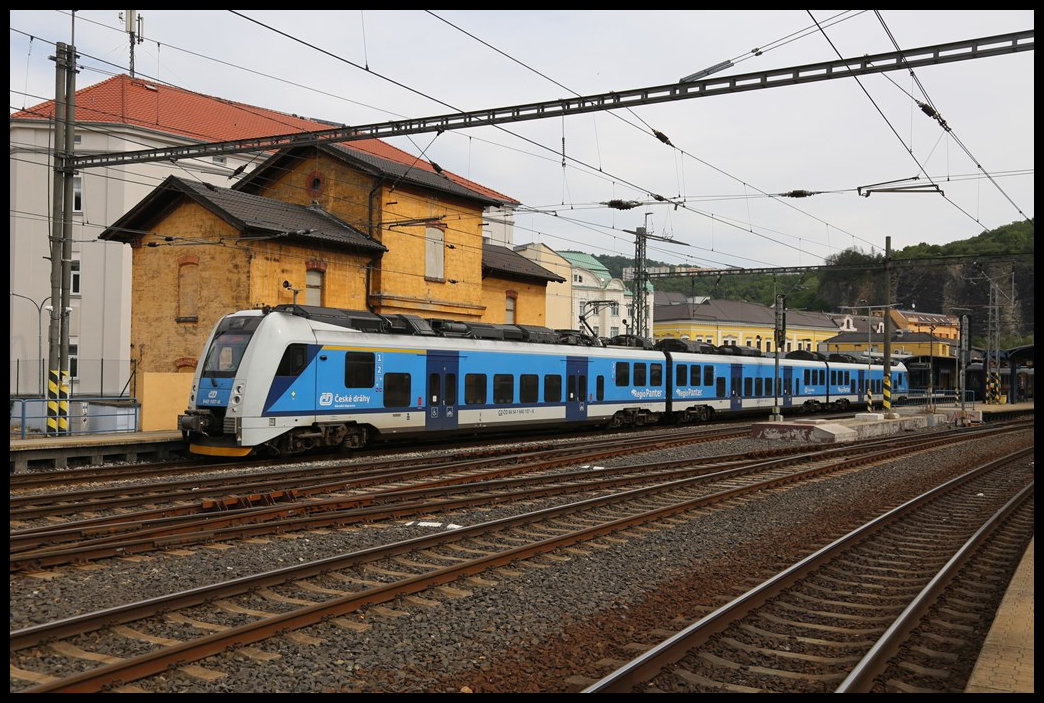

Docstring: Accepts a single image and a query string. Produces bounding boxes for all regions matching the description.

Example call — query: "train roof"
[267,305,596,346]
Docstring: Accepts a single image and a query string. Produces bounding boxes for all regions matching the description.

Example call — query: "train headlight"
[230,381,244,410]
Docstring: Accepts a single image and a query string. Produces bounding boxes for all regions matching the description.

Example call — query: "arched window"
[305,259,327,306]
[177,257,199,322]
[425,226,445,280]
[505,290,517,324]
[306,269,324,306]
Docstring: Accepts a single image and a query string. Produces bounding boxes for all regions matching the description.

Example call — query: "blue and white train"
[179,305,910,457]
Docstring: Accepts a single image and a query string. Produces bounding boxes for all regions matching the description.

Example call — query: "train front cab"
[180,311,265,458]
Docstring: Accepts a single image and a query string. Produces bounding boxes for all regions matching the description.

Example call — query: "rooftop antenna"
[121,11,144,78]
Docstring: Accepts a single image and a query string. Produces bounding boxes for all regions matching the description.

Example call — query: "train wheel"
[342,426,368,449]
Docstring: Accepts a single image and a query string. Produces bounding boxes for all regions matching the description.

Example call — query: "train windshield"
[200,315,263,378]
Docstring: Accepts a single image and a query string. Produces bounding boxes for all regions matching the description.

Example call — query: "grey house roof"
[235,143,516,207]
[654,296,840,330]
[99,176,387,254]
[823,331,949,345]
[482,242,566,284]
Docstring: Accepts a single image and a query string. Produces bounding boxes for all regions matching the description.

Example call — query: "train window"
[493,374,514,404]
[520,374,539,403]
[716,377,725,397]
[704,366,714,386]
[275,344,308,377]
[544,375,562,402]
[755,378,763,396]
[743,378,752,396]
[804,369,811,385]
[830,370,836,384]
[615,362,629,386]
[634,363,647,386]
[383,373,411,408]
[429,373,441,405]
[651,363,662,386]
[445,373,457,406]
[465,374,487,405]
[578,374,587,401]
[345,352,375,388]
[202,334,250,377]
[690,365,700,385]
[677,365,687,386]
[596,375,605,401]
[567,374,576,401]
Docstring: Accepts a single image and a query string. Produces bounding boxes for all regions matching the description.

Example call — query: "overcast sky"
[10,10,1035,270]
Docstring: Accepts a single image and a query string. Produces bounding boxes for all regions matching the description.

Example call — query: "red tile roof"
[12,73,516,204]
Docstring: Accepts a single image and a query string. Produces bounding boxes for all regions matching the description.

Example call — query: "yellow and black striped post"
[882,375,891,412]
[46,369,70,435]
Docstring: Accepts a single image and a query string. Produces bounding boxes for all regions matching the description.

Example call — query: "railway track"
[583,450,1034,693]
[10,425,751,568]
[10,423,1026,570]
[10,422,1031,692]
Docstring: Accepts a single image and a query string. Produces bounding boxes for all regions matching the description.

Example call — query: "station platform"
[965,538,1034,693]
[751,402,1033,443]
[9,429,184,472]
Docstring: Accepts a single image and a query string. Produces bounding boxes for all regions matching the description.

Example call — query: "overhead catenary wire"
[9,11,1032,273]
[870,10,1030,224]
[4,18,902,267]
[424,9,883,258]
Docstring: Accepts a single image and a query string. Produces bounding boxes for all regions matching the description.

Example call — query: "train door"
[730,363,743,411]
[856,368,868,396]
[425,351,459,432]
[566,356,588,422]
[781,365,794,408]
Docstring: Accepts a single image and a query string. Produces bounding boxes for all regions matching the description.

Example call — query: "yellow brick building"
[99,144,562,427]
[653,295,841,353]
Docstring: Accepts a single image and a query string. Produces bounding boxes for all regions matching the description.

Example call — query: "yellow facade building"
[653,294,841,354]
[99,144,562,427]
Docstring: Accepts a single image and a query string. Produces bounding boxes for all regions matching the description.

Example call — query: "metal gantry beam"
[69,30,1032,171]
[635,252,1030,279]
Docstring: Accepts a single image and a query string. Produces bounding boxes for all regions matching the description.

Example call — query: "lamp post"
[10,292,51,396]
[927,324,937,411]
[771,294,785,421]
[952,307,972,416]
